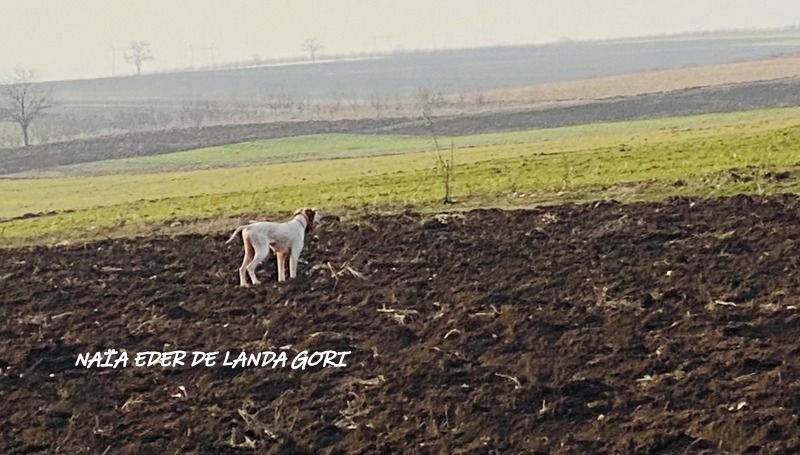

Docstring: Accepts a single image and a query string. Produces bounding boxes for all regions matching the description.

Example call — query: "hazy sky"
[1,0,799,81]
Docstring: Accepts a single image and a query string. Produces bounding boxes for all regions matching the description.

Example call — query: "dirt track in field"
[3,194,800,454]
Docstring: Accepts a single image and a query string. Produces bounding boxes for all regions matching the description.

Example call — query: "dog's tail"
[226,225,246,244]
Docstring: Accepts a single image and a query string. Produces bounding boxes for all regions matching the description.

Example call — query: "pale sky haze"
[1,0,799,81]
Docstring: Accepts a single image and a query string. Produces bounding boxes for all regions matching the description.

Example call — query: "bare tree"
[421,107,455,204]
[302,38,324,62]
[125,41,154,75]
[0,68,53,147]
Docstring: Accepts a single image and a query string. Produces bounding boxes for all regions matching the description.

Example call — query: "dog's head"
[293,207,317,233]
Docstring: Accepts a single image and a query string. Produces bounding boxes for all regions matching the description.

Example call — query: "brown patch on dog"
[292,208,316,233]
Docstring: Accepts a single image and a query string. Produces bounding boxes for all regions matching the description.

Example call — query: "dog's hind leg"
[245,236,271,286]
[238,231,255,287]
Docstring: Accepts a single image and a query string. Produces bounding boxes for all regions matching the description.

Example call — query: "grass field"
[2,107,800,246]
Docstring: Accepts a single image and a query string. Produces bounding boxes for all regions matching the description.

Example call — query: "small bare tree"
[302,38,324,62]
[125,41,154,75]
[421,107,455,204]
[0,68,53,147]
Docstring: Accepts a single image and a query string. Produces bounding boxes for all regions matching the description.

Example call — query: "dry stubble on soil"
[2,195,800,454]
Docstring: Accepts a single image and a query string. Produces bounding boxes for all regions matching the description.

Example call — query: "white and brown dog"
[226,208,317,286]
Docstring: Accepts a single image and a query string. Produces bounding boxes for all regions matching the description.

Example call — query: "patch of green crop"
[2,108,800,246]
[13,106,800,177]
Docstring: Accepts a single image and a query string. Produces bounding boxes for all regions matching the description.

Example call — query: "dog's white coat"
[227,209,317,286]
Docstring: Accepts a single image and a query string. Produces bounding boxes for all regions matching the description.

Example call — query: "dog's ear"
[303,208,316,232]
[305,208,317,222]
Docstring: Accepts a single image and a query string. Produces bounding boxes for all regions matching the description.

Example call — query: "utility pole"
[187,45,217,69]
[106,46,125,76]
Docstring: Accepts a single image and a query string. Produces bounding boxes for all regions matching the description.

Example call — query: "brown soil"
[3,194,800,454]
[477,56,800,106]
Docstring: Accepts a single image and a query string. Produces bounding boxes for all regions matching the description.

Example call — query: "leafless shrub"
[326,92,344,119]
[266,92,296,113]
[178,100,220,128]
[369,92,389,119]
[474,92,487,107]
[416,87,445,115]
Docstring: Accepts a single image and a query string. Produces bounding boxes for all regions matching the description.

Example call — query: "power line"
[187,45,217,69]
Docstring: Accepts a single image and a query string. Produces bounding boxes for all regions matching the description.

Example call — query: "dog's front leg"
[289,251,300,279]
[276,252,287,282]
